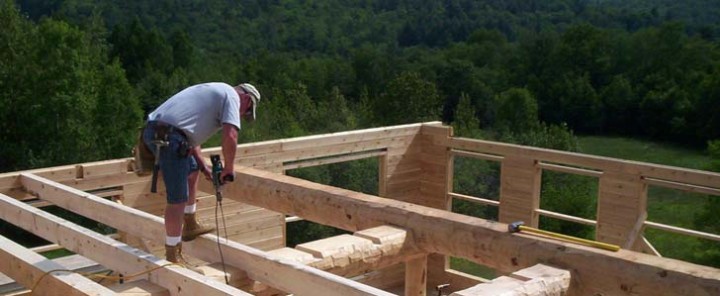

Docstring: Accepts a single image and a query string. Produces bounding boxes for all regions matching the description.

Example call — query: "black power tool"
[210,155,234,202]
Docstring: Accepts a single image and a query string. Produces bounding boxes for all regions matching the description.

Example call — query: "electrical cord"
[30,263,180,295]
[215,199,230,285]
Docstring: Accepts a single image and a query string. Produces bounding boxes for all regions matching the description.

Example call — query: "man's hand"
[220,167,235,183]
[191,146,212,181]
[200,163,212,181]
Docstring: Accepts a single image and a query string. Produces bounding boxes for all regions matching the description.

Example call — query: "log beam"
[223,166,720,296]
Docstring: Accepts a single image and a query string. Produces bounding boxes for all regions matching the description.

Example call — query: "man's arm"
[220,123,238,180]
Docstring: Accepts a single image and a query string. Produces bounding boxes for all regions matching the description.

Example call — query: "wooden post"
[379,154,388,197]
[405,255,428,296]
[596,171,648,247]
[419,124,452,209]
[498,156,541,227]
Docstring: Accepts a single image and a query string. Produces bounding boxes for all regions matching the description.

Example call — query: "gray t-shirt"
[148,82,241,146]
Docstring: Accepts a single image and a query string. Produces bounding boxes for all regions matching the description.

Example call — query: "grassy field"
[578,136,717,267]
[577,136,710,170]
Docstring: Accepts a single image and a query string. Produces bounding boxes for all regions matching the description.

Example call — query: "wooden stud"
[498,156,541,227]
[597,171,647,245]
[404,255,427,296]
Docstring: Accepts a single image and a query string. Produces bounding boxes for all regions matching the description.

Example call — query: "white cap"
[239,83,261,119]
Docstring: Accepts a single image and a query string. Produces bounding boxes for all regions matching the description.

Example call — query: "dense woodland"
[1,0,719,267]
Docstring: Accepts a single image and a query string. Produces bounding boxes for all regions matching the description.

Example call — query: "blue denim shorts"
[143,121,198,204]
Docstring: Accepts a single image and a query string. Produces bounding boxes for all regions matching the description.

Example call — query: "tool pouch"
[132,126,155,176]
[177,140,190,158]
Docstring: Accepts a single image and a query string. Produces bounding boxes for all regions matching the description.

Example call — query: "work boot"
[182,213,215,242]
[165,243,185,264]
[165,243,201,271]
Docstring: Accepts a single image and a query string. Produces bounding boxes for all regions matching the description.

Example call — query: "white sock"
[184,203,197,214]
[166,236,181,246]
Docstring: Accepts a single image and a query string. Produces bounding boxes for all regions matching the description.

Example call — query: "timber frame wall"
[0,121,718,295]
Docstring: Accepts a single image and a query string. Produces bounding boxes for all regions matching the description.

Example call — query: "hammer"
[508,221,620,252]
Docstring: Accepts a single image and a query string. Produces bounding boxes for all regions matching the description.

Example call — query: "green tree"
[694,66,720,141]
[555,24,612,87]
[452,93,482,138]
[376,71,441,125]
[0,0,34,170]
[92,60,143,159]
[351,44,396,98]
[0,0,141,171]
[494,88,539,132]
[549,74,603,132]
[600,75,638,134]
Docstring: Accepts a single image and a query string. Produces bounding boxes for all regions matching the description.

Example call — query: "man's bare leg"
[182,170,214,241]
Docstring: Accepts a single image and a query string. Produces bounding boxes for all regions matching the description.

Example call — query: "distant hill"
[15,0,720,57]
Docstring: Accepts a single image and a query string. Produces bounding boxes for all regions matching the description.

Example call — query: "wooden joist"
[19,173,395,296]
[0,235,116,296]
[0,192,249,296]
[223,166,720,296]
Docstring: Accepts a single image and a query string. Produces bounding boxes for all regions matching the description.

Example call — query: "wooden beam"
[222,166,720,296]
[0,235,116,296]
[282,149,386,170]
[0,192,248,296]
[644,221,720,242]
[20,173,395,296]
[448,137,720,189]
